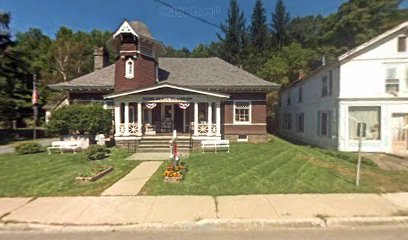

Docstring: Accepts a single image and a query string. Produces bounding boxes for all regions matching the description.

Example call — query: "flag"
[32,78,39,105]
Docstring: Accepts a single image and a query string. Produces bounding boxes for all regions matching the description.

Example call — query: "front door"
[161,104,174,133]
[392,113,408,154]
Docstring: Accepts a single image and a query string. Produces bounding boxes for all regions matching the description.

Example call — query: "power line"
[153,0,221,29]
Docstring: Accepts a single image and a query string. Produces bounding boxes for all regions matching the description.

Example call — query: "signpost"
[355,122,366,186]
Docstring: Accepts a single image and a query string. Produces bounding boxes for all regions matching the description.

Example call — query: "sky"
[0,0,407,50]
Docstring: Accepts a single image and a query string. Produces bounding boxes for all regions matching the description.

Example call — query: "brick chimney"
[93,47,108,71]
[298,70,305,80]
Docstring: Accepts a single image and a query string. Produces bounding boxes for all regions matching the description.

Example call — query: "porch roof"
[104,83,230,99]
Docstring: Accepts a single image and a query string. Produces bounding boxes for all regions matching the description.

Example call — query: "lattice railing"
[118,123,140,135]
[195,123,217,136]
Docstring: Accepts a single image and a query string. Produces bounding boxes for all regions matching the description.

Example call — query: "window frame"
[348,106,381,141]
[296,113,304,132]
[233,100,252,125]
[125,58,135,79]
[283,113,292,130]
[298,86,303,103]
[385,67,399,93]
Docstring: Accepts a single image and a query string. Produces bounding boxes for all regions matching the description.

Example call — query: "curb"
[326,216,408,227]
[1,216,408,232]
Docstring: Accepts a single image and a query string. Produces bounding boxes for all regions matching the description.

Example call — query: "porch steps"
[136,135,192,153]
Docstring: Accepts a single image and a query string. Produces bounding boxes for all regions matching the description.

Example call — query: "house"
[278,21,408,155]
[49,20,279,148]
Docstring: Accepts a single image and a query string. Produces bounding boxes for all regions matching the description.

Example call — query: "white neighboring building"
[279,21,408,154]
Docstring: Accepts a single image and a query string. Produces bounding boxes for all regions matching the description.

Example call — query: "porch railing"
[119,123,140,135]
[196,123,217,136]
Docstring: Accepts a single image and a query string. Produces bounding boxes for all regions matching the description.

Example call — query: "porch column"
[114,101,121,136]
[124,102,130,136]
[137,102,142,136]
[183,108,186,133]
[194,102,199,136]
[207,102,213,136]
[216,102,221,137]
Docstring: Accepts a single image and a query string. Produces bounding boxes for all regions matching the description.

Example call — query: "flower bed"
[163,161,187,183]
[75,165,113,183]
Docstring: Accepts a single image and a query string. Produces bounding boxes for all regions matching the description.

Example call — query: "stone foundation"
[225,134,268,143]
[115,139,140,150]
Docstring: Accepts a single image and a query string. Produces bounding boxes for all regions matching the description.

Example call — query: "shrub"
[47,104,112,136]
[85,145,110,161]
[14,142,43,154]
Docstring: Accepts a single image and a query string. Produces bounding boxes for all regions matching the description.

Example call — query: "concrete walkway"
[101,161,162,196]
[126,152,190,161]
[1,193,408,228]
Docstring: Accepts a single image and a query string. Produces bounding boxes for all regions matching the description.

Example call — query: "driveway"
[0,138,59,154]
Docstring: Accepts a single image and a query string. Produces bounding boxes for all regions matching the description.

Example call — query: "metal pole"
[33,74,37,140]
[356,136,362,186]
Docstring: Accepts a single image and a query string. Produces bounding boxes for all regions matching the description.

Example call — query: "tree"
[164,45,191,57]
[217,0,247,65]
[47,104,112,136]
[322,0,405,49]
[249,0,269,52]
[258,43,316,85]
[0,12,33,128]
[287,15,324,49]
[271,0,291,50]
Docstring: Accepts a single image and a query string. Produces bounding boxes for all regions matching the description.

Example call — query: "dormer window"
[125,58,134,79]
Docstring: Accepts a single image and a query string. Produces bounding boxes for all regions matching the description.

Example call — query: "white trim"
[233,100,252,125]
[114,136,141,141]
[125,58,135,79]
[224,123,266,126]
[237,135,249,142]
[113,20,139,39]
[104,83,230,99]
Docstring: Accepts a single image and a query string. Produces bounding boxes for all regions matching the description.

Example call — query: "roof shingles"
[49,57,279,91]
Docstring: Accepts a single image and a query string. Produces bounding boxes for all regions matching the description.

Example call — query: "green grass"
[0,148,138,197]
[142,137,408,196]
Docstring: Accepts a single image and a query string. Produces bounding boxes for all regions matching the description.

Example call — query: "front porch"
[105,84,230,140]
[113,101,222,138]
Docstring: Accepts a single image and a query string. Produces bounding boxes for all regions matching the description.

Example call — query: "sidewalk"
[1,193,408,230]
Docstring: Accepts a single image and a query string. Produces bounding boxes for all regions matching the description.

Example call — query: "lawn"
[0,148,138,197]
[142,137,408,196]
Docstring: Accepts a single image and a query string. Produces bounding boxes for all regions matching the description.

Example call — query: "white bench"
[47,141,82,154]
[201,140,230,153]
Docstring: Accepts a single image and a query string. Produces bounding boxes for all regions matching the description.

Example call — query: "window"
[398,36,407,52]
[283,113,292,130]
[296,113,304,132]
[125,58,134,79]
[298,87,303,103]
[317,111,332,136]
[321,76,328,97]
[329,71,333,96]
[385,67,399,93]
[238,135,248,142]
[287,91,291,105]
[348,106,381,140]
[234,101,251,123]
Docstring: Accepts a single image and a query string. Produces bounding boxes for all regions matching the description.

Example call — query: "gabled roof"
[339,21,408,61]
[104,83,230,99]
[49,57,279,92]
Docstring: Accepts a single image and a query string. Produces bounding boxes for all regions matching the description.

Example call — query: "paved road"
[0,138,58,154]
[0,226,408,240]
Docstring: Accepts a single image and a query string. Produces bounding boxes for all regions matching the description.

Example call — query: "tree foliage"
[271,0,291,50]
[217,0,248,66]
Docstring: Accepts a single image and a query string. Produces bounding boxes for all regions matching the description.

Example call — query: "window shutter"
[317,111,321,136]
[329,71,333,96]
[328,111,332,137]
